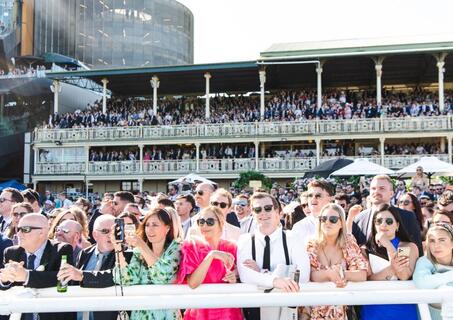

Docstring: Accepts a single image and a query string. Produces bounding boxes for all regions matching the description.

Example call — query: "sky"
[178,0,453,64]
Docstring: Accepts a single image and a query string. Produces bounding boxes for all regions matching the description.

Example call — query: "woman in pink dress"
[177,206,243,320]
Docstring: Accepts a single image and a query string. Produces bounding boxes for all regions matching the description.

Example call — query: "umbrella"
[396,156,453,178]
[304,158,353,178]
[330,158,395,176]
[168,173,217,186]
[0,180,27,191]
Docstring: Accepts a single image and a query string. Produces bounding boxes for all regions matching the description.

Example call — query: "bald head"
[18,213,49,253]
[195,183,215,209]
[59,220,82,233]
[56,220,82,248]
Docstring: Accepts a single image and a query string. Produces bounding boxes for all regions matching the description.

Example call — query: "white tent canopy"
[396,156,453,177]
[330,158,395,176]
[168,173,217,186]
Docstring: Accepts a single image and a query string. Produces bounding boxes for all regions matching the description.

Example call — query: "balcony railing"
[33,115,453,144]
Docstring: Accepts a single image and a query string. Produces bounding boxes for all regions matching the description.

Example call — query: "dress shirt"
[181,217,192,239]
[239,215,257,234]
[23,241,48,285]
[0,216,12,233]
[85,247,106,271]
[290,215,318,246]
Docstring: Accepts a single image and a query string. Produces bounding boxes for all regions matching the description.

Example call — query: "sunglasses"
[399,200,411,206]
[0,198,12,203]
[96,228,111,235]
[17,226,43,233]
[56,227,70,234]
[252,205,274,214]
[211,201,228,209]
[301,203,308,209]
[319,215,340,224]
[197,217,217,227]
[375,217,394,226]
[233,200,248,207]
[13,212,29,218]
[195,190,204,196]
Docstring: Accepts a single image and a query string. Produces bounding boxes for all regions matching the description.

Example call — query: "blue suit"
[0,234,12,268]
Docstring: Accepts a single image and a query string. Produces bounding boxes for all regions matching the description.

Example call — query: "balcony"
[32,154,449,178]
[33,115,453,144]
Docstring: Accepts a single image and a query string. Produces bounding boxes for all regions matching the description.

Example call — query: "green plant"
[232,170,272,191]
[439,176,453,185]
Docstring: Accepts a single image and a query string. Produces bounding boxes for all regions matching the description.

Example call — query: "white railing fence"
[0,282,452,319]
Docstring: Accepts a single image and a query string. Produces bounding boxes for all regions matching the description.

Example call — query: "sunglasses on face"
[252,205,274,214]
[399,200,411,206]
[301,203,308,209]
[319,215,340,224]
[375,217,394,226]
[56,227,70,234]
[13,212,28,218]
[211,201,228,209]
[195,190,204,196]
[0,198,12,203]
[96,228,111,235]
[233,200,248,207]
[197,217,217,227]
[17,226,43,233]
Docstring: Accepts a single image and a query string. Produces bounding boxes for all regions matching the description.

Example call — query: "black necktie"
[27,254,36,270]
[263,236,271,271]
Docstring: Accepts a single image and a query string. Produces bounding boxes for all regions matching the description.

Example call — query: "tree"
[232,170,272,191]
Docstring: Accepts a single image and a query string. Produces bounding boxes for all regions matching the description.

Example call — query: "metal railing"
[33,115,453,144]
[0,282,450,319]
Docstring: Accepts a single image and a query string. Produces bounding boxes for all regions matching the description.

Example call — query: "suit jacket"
[0,235,12,268]
[76,245,118,320]
[2,240,75,320]
[352,207,423,256]
[88,209,102,244]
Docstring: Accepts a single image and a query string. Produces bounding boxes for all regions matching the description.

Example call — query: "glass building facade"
[33,0,193,68]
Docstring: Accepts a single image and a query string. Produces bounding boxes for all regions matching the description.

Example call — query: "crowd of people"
[0,65,47,78]
[0,168,452,319]
[38,89,453,130]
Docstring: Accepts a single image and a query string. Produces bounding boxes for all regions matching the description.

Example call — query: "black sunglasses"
[211,201,228,209]
[252,205,274,214]
[399,200,411,206]
[17,226,43,233]
[195,190,204,196]
[375,217,394,226]
[96,228,111,235]
[197,217,217,227]
[319,215,340,224]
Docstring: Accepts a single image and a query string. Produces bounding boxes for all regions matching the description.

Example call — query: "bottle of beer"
[57,255,68,293]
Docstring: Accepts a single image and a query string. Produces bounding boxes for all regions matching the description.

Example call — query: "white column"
[315,138,321,165]
[448,135,452,164]
[139,144,144,173]
[435,53,447,113]
[101,78,109,114]
[204,73,211,119]
[150,76,160,116]
[85,146,89,174]
[33,147,38,175]
[195,143,200,172]
[32,180,37,190]
[85,179,90,198]
[316,63,323,114]
[254,141,259,170]
[380,137,385,166]
[373,57,385,107]
[138,178,143,193]
[50,80,62,114]
[259,69,266,120]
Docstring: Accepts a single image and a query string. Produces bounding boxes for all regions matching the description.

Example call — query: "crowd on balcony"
[385,143,442,155]
[0,65,47,78]
[2,171,453,320]
[38,88,453,130]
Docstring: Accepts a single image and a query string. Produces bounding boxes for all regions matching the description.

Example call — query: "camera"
[114,218,125,242]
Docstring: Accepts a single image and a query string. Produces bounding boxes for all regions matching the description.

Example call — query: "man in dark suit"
[0,213,75,320]
[352,175,423,256]
[0,234,12,268]
[57,214,119,320]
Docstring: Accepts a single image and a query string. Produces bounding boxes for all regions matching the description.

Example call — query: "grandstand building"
[28,35,453,195]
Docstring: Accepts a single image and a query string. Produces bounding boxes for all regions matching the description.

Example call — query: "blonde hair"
[48,207,89,239]
[315,203,347,248]
[426,223,453,265]
[164,206,184,241]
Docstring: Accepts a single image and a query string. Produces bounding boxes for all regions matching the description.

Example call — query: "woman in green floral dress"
[113,207,183,320]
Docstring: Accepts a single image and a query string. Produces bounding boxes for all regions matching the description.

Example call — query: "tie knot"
[265,235,270,243]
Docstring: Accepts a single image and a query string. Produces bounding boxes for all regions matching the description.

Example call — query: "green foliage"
[439,176,453,185]
[232,170,273,191]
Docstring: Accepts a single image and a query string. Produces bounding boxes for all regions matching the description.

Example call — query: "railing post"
[139,144,144,173]
[315,138,321,165]
[380,137,385,166]
[195,143,200,172]
[254,141,259,170]
[85,146,89,175]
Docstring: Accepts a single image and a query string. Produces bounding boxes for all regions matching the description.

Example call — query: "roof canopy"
[45,35,453,96]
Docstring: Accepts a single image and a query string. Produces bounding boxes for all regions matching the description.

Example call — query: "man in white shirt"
[175,194,195,239]
[237,192,310,320]
[291,180,334,246]
[233,195,256,234]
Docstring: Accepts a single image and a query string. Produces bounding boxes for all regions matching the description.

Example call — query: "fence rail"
[0,282,450,319]
[33,115,453,144]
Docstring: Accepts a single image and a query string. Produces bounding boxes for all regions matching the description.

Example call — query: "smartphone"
[114,218,125,242]
[397,247,411,257]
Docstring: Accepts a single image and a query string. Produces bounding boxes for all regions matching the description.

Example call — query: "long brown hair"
[137,208,175,250]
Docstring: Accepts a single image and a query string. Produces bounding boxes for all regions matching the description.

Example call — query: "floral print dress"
[113,240,182,320]
[306,234,368,320]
